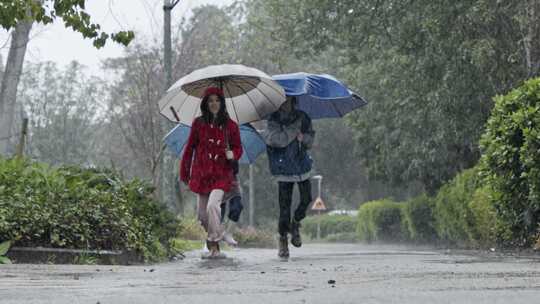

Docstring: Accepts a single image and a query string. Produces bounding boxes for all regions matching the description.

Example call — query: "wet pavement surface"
[1,243,539,303]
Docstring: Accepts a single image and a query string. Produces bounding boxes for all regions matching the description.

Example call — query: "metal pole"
[318,176,322,197]
[162,0,180,209]
[249,164,254,227]
[311,175,323,240]
[316,210,321,240]
[164,0,174,89]
[158,0,172,206]
[311,175,323,197]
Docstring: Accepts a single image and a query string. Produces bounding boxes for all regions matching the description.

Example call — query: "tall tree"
[0,20,33,155]
[523,0,540,77]
[17,61,105,165]
[0,0,134,156]
[249,0,532,193]
[0,0,134,48]
[103,44,166,195]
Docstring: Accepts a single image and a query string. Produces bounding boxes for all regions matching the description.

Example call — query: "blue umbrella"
[272,72,367,119]
[164,123,265,164]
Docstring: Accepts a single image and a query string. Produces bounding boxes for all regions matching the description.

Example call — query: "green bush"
[168,238,203,256]
[480,77,540,246]
[469,186,499,247]
[353,169,499,247]
[0,158,178,262]
[357,199,406,242]
[433,167,499,248]
[233,227,274,248]
[176,216,206,240]
[324,232,358,243]
[0,240,11,264]
[433,168,480,246]
[302,214,357,240]
[402,194,437,243]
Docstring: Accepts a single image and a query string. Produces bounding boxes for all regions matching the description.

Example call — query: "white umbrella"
[158,64,286,125]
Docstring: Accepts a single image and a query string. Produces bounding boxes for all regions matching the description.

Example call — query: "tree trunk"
[0,20,33,156]
[524,0,540,77]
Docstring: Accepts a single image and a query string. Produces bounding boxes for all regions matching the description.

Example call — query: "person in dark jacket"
[180,87,243,258]
[262,96,315,258]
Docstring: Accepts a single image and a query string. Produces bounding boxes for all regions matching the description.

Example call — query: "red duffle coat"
[180,117,242,194]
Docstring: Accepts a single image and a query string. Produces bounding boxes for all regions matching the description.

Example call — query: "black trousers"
[278,179,312,237]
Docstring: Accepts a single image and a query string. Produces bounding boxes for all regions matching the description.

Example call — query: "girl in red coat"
[180,87,242,258]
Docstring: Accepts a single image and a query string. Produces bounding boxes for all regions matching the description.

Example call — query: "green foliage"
[433,168,499,247]
[357,199,406,242]
[246,0,531,193]
[0,158,178,262]
[0,0,134,48]
[176,216,206,241]
[433,168,480,245]
[168,238,202,257]
[0,240,11,264]
[143,240,168,263]
[232,227,274,248]
[480,77,540,246]
[324,232,358,243]
[469,186,499,248]
[302,214,357,239]
[402,194,437,243]
[72,251,97,265]
[354,169,499,248]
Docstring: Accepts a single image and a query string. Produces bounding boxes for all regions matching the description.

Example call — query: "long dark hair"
[200,93,229,127]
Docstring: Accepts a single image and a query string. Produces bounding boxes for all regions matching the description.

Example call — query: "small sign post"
[311,176,326,240]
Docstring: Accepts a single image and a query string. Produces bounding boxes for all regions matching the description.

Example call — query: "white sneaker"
[222,233,238,247]
[202,241,209,253]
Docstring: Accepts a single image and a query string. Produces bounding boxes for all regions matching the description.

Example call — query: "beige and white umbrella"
[158,64,286,125]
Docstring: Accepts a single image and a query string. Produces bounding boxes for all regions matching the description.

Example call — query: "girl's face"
[208,94,221,115]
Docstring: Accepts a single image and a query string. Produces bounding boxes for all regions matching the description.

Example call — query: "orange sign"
[311,197,327,211]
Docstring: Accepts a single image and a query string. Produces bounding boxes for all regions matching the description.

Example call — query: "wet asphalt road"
[1,243,539,304]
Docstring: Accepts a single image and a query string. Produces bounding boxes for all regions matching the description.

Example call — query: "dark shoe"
[290,220,302,247]
[278,235,289,258]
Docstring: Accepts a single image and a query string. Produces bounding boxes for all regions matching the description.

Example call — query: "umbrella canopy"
[164,123,265,165]
[272,72,367,119]
[159,64,286,125]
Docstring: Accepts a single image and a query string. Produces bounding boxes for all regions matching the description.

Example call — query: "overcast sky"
[0,0,234,77]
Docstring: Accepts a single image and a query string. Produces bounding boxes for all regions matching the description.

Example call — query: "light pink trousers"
[197,189,225,242]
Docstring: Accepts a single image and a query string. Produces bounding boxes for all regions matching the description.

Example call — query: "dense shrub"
[324,232,358,243]
[0,158,178,262]
[168,238,203,256]
[176,216,206,240]
[232,227,274,248]
[433,167,499,248]
[357,199,406,242]
[468,186,499,247]
[433,168,480,246]
[402,194,437,243]
[302,214,357,240]
[480,77,540,246]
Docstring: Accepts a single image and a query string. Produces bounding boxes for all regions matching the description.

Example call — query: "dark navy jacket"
[264,109,315,177]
